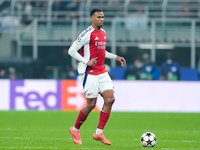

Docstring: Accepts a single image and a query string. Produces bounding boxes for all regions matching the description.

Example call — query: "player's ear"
[91,16,94,21]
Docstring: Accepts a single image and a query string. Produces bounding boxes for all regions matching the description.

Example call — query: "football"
[140,132,157,147]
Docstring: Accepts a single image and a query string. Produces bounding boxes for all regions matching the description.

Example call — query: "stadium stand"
[0,0,200,80]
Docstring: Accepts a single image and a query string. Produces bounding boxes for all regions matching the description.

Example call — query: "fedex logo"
[10,80,61,110]
[0,80,100,111]
[61,80,99,111]
[61,80,86,111]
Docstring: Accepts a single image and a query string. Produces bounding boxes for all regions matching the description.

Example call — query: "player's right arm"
[68,38,97,67]
[68,36,89,64]
[68,28,97,67]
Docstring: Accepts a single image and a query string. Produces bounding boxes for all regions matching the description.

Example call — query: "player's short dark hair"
[90,8,103,17]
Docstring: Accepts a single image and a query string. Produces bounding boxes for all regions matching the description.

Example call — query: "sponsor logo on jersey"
[95,41,106,49]
[95,36,99,40]
[95,41,106,46]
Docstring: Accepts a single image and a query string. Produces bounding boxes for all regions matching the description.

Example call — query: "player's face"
[91,12,104,29]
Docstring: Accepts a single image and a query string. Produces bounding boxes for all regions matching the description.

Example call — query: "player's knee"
[105,97,115,105]
[87,100,96,110]
[88,103,96,110]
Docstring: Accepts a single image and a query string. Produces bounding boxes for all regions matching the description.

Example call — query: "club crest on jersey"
[77,37,81,42]
[94,36,99,40]
[104,36,106,39]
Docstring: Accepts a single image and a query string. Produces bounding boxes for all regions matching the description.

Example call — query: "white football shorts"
[80,72,114,98]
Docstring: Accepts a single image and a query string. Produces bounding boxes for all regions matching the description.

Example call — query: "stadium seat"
[152,68,161,80]
[109,67,126,80]
[180,68,199,81]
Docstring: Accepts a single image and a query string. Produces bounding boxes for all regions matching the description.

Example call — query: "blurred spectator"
[0,0,11,11]
[35,1,42,8]
[197,53,200,79]
[66,1,80,11]
[125,14,147,30]
[40,2,48,20]
[140,53,156,80]
[8,67,17,80]
[198,0,200,17]
[179,2,190,18]
[118,47,131,64]
[0,57,46,79]
[52,0,61,11]
[105,64,114,79]
[41,2,48,8]
[24,1,32,17]
[39,13,47,20]
[19,1,33,25]
[160,53,180,81]
[67,69,78,79]
[0,15,20,31]
[24,2,32,15]
[32,59,46,79]
[52,0,80,19]
[125,57,143,80]
[0,67,6,79]
[66,1,80,19]
[15,1,23,12]
[108,0,119,5]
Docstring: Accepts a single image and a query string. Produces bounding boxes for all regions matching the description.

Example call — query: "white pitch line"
[119,138,198,143]
[0,128,65,131]
[0,137,71,140]
[1,137,197,143]
[71,148,101,150]
[0,147,199,150]
[0,147,65,149]
[0,147,102,150]
[161,149,200,150]
[0,147,43,149]
[162,140,197,143]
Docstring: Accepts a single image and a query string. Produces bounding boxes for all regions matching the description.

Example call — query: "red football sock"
[98,111,110,130]
[74,111,88,129]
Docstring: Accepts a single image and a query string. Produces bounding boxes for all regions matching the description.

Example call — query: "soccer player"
[68,8,126,145]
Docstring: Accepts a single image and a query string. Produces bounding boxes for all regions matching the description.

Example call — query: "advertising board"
[0,80,199,112]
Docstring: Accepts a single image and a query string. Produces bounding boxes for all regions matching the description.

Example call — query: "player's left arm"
[116,56,126,67]
[105,51,126,67]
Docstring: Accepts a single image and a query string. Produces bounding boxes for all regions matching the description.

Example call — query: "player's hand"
[87,57,97,66]
[116,56,126,67]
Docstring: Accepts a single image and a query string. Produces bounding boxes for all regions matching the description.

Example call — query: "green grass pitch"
[0,111,200,150]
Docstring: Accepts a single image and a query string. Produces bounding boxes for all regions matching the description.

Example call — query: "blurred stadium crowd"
[0,0,84,25]
[0,0,200,80]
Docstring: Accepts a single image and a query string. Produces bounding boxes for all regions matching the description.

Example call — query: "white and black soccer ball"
[140,132,157,147]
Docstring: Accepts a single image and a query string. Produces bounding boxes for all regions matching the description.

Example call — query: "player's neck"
[91,24,101,31]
